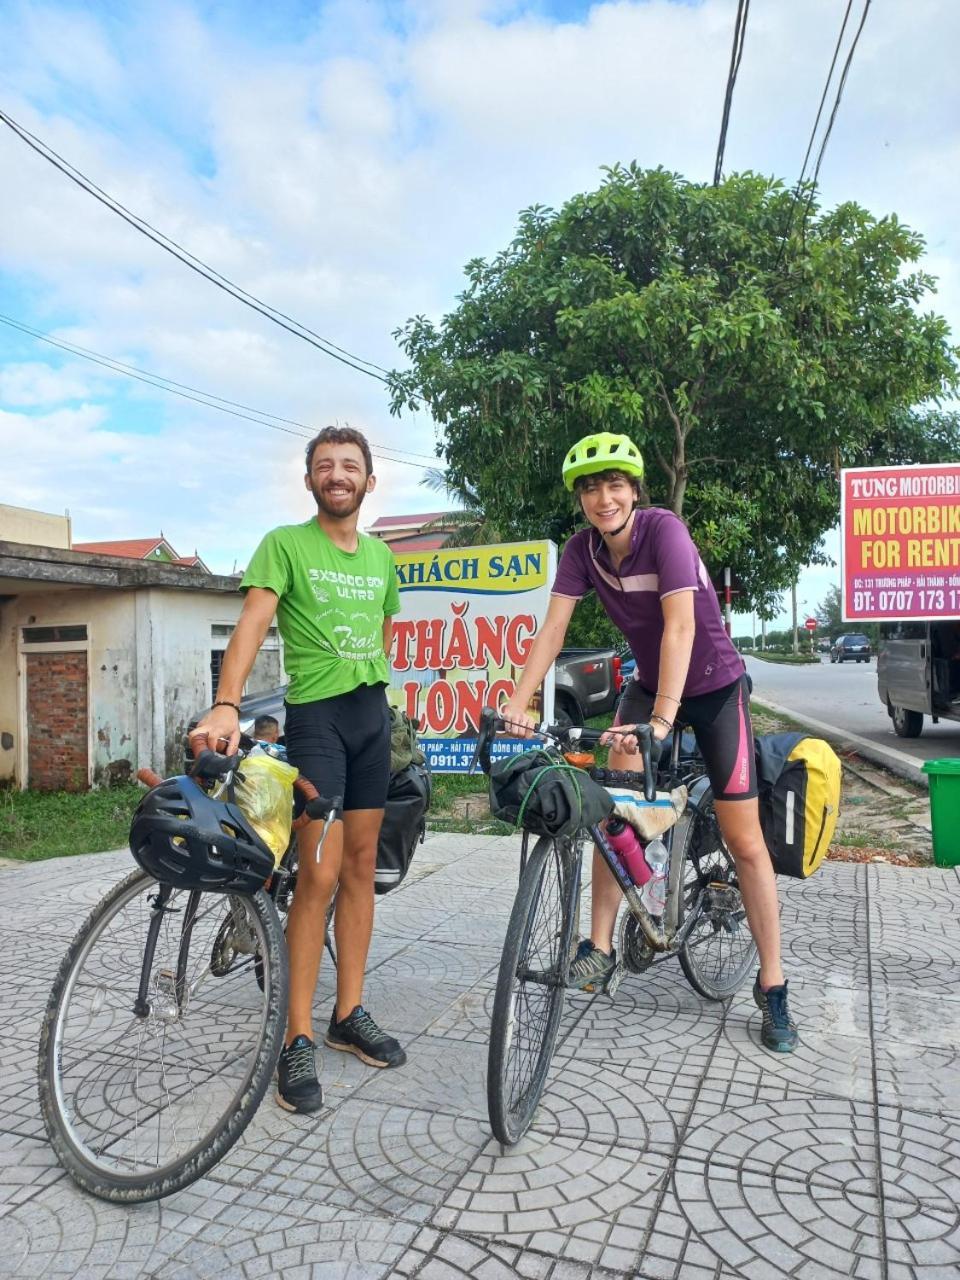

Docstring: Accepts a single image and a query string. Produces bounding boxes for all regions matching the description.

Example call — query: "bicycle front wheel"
[39,869,288,1203]
[487,836,579,1145]
[677,787,758,1000]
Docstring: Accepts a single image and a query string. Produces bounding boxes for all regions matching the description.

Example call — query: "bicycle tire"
[38,868,288,1203]
[677,786,757,1001]
[487,836,579,1145]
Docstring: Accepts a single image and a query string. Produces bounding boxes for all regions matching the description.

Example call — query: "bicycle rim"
[39,869,288,1202]
[487,837,577,1145]
[677,788,757,1000]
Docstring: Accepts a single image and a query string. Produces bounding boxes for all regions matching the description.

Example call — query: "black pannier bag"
[375,758,432,895]
[489,749,613,839]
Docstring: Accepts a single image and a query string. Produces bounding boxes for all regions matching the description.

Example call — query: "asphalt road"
[744,652,960,766]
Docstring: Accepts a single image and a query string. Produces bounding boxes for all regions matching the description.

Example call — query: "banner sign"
[389,541,557,772]
[841,464,960,622]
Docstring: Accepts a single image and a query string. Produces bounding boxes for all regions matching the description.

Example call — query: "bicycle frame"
[587,726,715,956]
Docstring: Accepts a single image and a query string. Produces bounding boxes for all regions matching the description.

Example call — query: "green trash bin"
[921,758,960,867]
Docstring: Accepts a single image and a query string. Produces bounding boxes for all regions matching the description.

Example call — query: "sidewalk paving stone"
[2,829,959,1279]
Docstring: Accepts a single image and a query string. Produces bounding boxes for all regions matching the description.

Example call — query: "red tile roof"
[73,538,169,559]
[368,511,451,531]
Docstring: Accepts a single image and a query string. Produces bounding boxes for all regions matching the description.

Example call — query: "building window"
[22,625,88,644]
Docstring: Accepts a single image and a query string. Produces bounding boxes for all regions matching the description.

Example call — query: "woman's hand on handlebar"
[189,705,242,758]
[500,700,538,739]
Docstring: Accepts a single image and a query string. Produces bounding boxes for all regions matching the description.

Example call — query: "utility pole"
[791,580,799,654]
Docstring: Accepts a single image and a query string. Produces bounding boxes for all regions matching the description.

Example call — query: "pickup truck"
[554,647,625,727]
[239,648,625,734]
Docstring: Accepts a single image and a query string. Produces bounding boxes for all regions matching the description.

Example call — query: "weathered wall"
[0,584,280,786]
[0,503,71,549]
[25,650,89,789]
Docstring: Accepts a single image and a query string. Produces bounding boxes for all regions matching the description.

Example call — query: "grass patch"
[0,784,142,862]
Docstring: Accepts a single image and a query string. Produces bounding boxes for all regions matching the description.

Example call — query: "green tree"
[419,467,503,547]
[391,165,959,610]
[815,585,843,637]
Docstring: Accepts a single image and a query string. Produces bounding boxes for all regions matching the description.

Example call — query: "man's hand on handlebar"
[189,705,242,759]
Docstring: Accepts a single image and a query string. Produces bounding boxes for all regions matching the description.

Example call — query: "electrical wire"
[775,0,871,267]
[0,106,393,383]
[712,0,751,186]
[0,312,435,469]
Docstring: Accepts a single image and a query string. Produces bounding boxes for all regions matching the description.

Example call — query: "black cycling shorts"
[615,673,758,801]
[284,682,391,813]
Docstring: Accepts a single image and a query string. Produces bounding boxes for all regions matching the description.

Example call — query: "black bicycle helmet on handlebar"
[129,775,275,894]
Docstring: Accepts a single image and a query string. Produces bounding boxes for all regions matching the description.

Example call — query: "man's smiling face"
[305,441,375,519]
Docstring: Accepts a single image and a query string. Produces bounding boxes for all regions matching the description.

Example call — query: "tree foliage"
[391,164,959,610]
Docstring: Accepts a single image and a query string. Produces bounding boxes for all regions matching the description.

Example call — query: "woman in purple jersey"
[502,432,797,1053]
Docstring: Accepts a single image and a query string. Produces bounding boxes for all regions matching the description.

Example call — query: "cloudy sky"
[1,0,957,626]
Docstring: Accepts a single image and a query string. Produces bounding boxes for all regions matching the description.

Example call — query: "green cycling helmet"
[562,432,644,491]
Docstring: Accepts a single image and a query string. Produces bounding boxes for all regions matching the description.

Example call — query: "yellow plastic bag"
[233,750,298,865]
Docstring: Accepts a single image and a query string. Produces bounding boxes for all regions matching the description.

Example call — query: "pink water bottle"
[604,815,652,887]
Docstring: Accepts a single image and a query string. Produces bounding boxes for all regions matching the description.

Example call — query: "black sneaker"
[325,1006,407,1068]
[753,975,799,1053]
[276,1035,324,1113]
[568,939,617,992]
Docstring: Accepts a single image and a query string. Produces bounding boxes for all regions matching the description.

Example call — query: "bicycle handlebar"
[469,707,659,801]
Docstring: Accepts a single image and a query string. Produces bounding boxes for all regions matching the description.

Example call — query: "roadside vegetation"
[0,783,142,862]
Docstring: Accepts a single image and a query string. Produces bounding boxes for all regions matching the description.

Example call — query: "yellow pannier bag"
[756,733,842,878]
[232,750,298,866]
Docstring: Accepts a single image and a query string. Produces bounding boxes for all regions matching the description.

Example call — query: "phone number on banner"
[421,738,529,773]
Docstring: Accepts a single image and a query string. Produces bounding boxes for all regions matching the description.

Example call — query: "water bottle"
[604,815,651,887]
[641,838,669,916]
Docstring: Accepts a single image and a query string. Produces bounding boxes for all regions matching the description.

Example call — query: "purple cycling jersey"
[552,507,745,697]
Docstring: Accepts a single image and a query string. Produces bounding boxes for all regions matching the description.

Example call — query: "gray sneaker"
[568,939,617,992]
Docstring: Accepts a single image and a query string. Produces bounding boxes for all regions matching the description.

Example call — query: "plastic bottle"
[604,815,652,887]
[641,838,669,916]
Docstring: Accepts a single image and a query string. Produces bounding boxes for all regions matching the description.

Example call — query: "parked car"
[830,633,872,664]
[877,619,960,738]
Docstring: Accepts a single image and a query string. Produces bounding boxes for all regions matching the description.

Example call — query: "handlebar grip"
[189,748,238,781]
[294,776,319,801]
[137,767,163,788]
[292,791,342,829]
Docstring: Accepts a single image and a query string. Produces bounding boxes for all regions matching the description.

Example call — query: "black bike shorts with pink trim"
[284,682,391,813]
[614,673,758,801]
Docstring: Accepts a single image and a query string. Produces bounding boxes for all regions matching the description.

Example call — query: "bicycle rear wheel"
[39,869,288,1203]
[487,836,579,1145]
[677,787,757,1000]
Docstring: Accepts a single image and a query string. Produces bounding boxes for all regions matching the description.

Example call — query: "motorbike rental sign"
[840,463,960,622]
[388,541,558,773]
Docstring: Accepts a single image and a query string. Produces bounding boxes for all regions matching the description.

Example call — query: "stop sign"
[804,618,817,631]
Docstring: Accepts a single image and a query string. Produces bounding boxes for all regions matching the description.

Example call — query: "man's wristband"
[212,700,242,715]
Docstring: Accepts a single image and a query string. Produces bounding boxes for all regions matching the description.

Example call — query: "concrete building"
[0,540,280,790]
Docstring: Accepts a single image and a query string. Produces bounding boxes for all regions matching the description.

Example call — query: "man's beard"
[309,479,366,520]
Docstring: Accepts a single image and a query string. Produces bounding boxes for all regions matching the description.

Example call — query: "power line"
[775,0,871,267]
[0,106,393,383]
[712,0,751,186]
[0,312,435,469]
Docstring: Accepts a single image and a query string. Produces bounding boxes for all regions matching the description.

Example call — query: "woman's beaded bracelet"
[649,712,674,732]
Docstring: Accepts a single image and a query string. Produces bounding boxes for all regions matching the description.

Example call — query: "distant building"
[72,537,212,573]
[0,509,273,790]
[366,511,467,553]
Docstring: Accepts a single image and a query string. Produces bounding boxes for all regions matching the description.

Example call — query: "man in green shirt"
[191,426,404,1114]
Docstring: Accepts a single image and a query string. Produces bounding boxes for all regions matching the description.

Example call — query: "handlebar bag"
[489,749,613,838]
[755,733,842,878]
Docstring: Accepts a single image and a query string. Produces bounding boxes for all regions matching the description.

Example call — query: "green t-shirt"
[241,520,400,703]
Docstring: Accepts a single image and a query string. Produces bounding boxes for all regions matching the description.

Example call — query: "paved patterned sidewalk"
[2,835,960,1279]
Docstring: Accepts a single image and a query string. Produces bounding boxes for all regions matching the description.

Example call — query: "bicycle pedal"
[604,963,625,998]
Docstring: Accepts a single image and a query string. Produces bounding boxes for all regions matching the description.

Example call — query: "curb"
[750,695,928,790]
